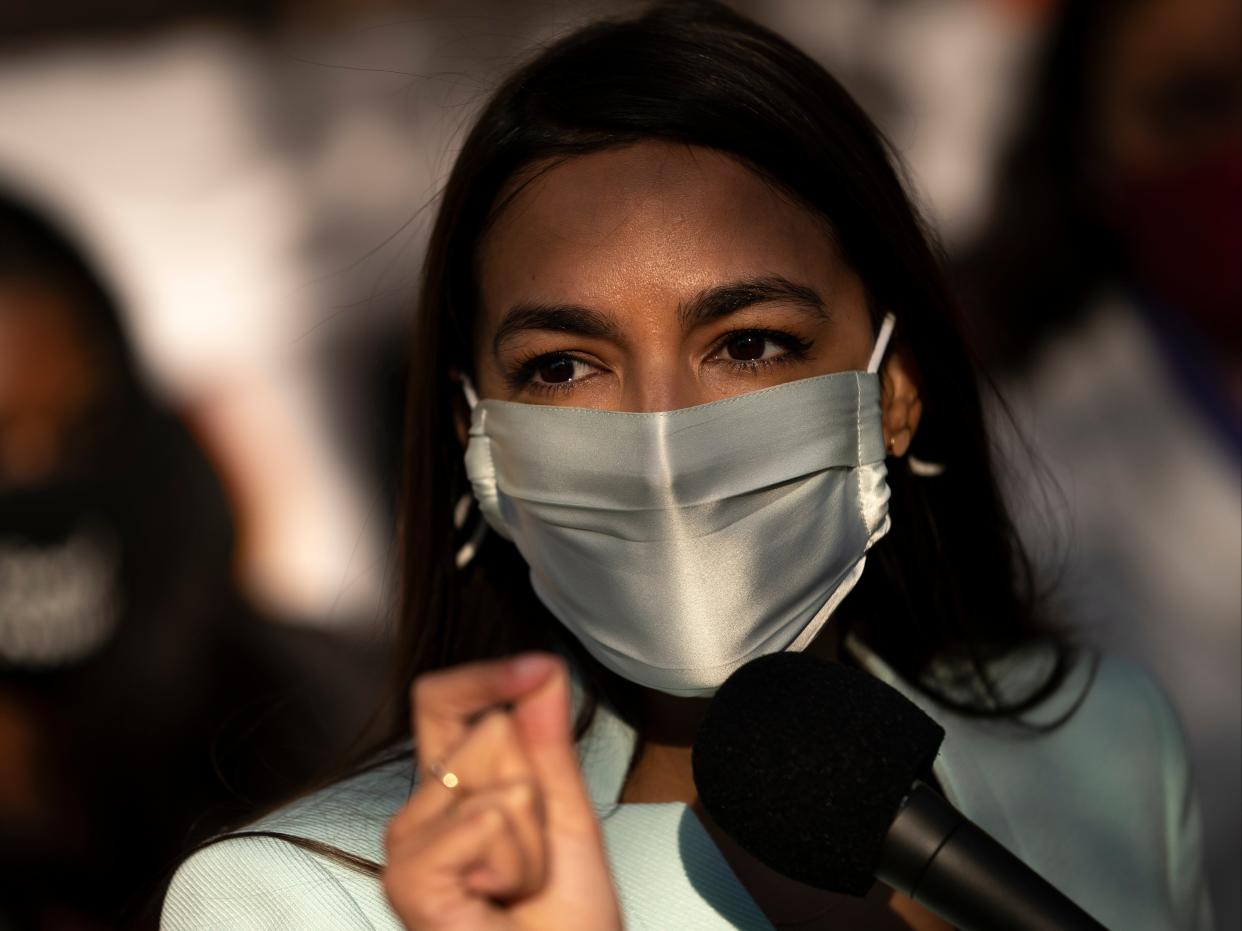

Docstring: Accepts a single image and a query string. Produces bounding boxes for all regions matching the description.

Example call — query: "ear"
[879,343,923,458]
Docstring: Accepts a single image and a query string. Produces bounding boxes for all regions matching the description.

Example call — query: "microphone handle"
[877,783,1109,931]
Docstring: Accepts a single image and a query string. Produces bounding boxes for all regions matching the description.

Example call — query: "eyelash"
[505,328,815,395]
[506,352,594,395]
[712,328,814,375]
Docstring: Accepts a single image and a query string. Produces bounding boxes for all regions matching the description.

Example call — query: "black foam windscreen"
[692,651,946,896]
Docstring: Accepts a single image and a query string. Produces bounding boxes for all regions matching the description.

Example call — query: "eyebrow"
[492,304,620,358]
[678,275,828,329]
[491,274,827,358]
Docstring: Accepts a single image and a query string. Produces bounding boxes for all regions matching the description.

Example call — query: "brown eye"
[725,333,767,361]
[537,357,577,383]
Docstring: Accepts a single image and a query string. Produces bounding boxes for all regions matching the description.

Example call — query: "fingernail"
[511,652,556,681]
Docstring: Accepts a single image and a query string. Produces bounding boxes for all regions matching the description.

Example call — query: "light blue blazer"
[162,641,1213,929]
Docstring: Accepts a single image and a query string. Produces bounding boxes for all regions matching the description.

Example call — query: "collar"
[572,636,1041,849]
[565,640,1093,928]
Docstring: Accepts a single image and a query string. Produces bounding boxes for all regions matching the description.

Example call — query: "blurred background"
[0,0,1236,928]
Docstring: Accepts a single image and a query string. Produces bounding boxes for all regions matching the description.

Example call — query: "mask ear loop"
[454,374,489,568]
[866,312,897,375]
[867,313,945,477]
[460,375,479,410]
[907,455,945,477]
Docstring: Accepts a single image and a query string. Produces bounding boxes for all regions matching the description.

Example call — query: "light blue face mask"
[464,315,895,697]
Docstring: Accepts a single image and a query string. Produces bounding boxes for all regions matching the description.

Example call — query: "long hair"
[392,0,1072,740]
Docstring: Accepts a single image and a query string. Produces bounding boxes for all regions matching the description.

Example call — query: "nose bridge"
[623,358,700,413]
[613,291,701,412]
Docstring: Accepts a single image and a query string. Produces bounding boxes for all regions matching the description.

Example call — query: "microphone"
[692,652,1107,931]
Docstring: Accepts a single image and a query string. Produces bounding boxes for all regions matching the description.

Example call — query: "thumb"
[510,657,598,833]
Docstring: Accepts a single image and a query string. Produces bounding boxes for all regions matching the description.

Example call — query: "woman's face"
[0,282,112,488]
[472,142,885,414]
[1094,0,1240,180]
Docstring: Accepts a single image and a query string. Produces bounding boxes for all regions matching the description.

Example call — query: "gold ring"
[428,759,462,790]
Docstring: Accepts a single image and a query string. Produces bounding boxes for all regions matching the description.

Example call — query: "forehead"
[477,142,840,320]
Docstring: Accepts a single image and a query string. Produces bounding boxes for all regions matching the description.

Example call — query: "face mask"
[0,480,122,669]
[464,315,895,696]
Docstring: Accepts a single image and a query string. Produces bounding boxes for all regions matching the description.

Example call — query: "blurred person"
[958,0,1241,926]
[164,4,1209,929]
[0,189,384,930]
[0,22,389,630]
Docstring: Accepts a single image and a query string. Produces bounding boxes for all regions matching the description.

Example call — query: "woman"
[163,3,1210,929]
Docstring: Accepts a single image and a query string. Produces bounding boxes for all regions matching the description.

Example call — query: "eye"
[723,332,778,362]
[711,329,812,369]
[537,356,577,384]
[517,353,601,391]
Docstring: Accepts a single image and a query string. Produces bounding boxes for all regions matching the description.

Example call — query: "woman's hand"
[382,653,622,931]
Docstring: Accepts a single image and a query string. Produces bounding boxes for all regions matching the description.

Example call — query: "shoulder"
[973,647,1195,820]
[162,753,415,931]
[249,750,416,859]
[998,647,1189,773]
[938,640,1185,746]
[1051,653,1210,927]
[954,649,1212,930]
[161,832,385,930]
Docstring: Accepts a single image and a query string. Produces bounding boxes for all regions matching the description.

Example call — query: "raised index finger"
[411,652,558,771]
